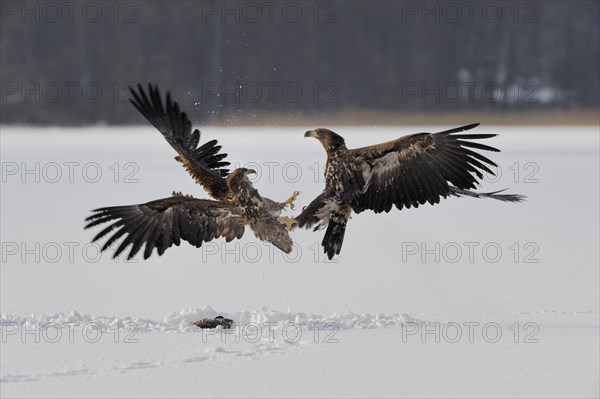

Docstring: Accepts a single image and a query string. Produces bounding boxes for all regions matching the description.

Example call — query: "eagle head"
[305,128,346,152]
[237,167,257,176]
[227,167,256,186]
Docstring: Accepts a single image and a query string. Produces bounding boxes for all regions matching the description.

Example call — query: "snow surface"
[1,125,599,397]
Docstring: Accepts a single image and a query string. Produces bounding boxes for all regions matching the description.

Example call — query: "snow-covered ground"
[1,125,599,397]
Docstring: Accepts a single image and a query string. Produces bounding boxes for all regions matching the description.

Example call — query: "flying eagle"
[85,84,299,259]
[296,124,525,259]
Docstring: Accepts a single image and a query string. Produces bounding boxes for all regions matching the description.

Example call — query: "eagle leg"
[283,191,301,210]
[277,216,298,231]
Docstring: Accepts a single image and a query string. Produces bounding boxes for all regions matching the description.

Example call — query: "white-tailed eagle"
[85,84,298,259]
[296,124,525,259]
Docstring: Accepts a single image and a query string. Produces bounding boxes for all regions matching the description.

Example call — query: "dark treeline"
[1,0,598,125]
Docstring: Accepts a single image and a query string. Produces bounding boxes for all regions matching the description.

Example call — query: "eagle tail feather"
[322,212,349,260]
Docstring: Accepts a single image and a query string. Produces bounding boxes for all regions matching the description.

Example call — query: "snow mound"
[1,306,427,333]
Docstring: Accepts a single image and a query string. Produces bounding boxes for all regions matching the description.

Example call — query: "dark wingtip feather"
[456,140,500,152]
[484,189,527,202]
[449,187,526,202]
[452,133,498,140]
[439,123,480,135]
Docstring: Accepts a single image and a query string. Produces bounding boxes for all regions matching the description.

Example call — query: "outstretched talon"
[283,191,301,210]
[278,216,298,231]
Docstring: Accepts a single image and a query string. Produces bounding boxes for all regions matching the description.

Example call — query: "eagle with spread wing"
[85,84,299,259]
[296,124,525,259]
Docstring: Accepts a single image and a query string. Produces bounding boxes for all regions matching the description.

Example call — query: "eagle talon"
[278,216,298,231]
[283,191,301,210]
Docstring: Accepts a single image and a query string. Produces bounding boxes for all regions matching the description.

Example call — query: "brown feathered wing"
[129,83,231,201]
[84,195,245,260]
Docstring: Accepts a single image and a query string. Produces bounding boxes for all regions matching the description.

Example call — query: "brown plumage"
[297,124,525,259]
[85,193,244,260]
[128,83,231,201]
[85,84,295,259]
